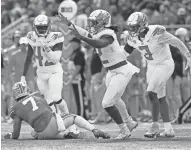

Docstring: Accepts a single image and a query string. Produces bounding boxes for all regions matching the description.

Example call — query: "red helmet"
[126,12,148,37]
[12,82,31,100]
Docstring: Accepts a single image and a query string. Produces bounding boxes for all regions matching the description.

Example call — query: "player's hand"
[21,76,27,85]
[39,41,50,52]
[57,13,71,26]
[4,133,12,139]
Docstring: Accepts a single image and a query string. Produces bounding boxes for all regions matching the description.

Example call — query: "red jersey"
[9,93,53,132]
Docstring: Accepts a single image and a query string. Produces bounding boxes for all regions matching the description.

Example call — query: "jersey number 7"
[139,45,153,60]
[22,97,39,111]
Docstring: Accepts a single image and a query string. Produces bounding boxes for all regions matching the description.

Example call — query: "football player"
[124,12,191,138]
[4,82,110,140]
[57,10,139,139]
[20,14,79,138]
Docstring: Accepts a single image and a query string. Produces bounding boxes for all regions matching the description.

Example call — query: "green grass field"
[1,122,191,150]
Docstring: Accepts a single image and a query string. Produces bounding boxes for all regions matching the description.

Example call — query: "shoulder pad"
[151,25,166,37]
[26,31,36,44]
[9,107,15,119]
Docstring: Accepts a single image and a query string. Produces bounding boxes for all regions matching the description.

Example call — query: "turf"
[1,122,191,150]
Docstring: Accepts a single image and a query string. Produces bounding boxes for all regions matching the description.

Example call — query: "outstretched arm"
[23,44,33,76]
[158,32,191,60]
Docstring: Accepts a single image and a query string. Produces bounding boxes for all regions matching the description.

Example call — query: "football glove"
[21,76,27,85]
[4,133,12,139]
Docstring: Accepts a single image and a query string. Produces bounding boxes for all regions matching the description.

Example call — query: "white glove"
[21,76,27,85]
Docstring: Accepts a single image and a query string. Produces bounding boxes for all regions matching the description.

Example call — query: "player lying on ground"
[124,12,191,138]
[21,14,80,138]
[4,82,110,139]
[57,10,139,139]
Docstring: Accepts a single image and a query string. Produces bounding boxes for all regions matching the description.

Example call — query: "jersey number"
[35,46,54,66]
[22,97,39,111]
[139,45,153,60]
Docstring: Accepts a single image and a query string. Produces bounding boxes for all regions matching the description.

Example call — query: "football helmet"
[126,12,148,37]
[12,82,31,100]
[33,15,50,37]
[86,9,111,34]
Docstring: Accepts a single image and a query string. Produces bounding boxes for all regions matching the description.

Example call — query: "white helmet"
[87,9,111,34]
[33,15,50,37]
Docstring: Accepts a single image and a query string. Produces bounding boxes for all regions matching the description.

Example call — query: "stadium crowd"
[1,0,191,124]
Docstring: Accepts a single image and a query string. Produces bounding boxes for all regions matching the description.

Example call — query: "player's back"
[10,93,53,132]
[93,28,127,67]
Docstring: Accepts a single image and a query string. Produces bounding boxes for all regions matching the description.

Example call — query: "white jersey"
[93,29,127,67]
[27,31,64,73]
[126,25,172,64]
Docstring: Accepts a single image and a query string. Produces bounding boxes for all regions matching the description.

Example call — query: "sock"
[159,97,170,122]
[116,99,131,122]
[148,92,160,122]
[164,122,172,130]
[56,99,69,114]
[74,116,95,131]
[104,105,123,125]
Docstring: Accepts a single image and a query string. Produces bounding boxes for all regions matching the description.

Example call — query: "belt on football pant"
[107,60,127,70]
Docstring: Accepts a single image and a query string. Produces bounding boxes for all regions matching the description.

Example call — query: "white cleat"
[115,125,131,139]
[158,129,175,138]
[126,117,138,132]
[144,122,160,138]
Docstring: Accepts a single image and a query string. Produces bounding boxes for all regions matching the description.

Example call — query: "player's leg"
[116,98,138,132]
[157,61,175,137]
[144,65,161,138]
[48,72,69,114]
[102,72,131,139]
[62,114,110,139]
[48,72,81,138]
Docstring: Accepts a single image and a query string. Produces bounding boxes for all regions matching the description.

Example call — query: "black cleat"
[92,129,110,139]
[64,132,84,139]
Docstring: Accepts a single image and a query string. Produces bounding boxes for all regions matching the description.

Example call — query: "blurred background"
[1,0,191,124]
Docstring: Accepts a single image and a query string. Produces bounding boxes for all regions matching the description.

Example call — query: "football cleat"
[125,117,138,132]
[92,129,110,139]
[158,129,175,138]
[115,125,131,139]
[64,132,84,139]
[144,122,160,138]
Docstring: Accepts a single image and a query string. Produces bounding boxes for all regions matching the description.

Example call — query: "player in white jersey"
[57,10,140,139]
[21,15,80,138]
[125,12,191,138]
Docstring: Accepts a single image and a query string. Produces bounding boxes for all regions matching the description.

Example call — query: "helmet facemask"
[12,82,31,101]
[127,12,148,37]
[86,10,111,35]
[35,25,50,37]
[33,15,50,37]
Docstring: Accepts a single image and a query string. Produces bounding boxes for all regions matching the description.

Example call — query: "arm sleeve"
[158,32,190,59]
[23,44,33,76]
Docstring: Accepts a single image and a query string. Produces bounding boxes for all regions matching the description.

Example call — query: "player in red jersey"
[4,82,110,139]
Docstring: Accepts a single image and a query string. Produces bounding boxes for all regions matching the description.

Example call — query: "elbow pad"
[46,51,62,64]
